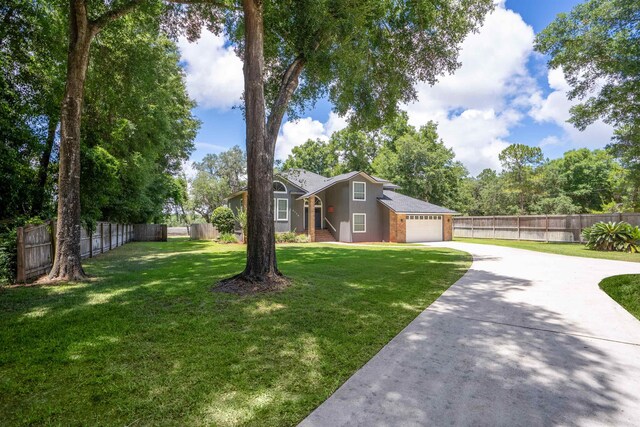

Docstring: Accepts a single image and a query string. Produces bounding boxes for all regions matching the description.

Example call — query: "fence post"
[471,217,474,238]
[16,227,26,283]
[89,225,93,259]
[579,215,584,243]
[517,216,521,241]
[545,215,549,243]
[492,216,496,239]
[109,223,112,250]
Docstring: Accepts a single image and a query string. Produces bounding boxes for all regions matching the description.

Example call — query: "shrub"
[294,234,310,243]
[0,228,18,285]
[211,206,235,234]
[275,231,297,243]
[217,233,238,244]
[582,221,639,253]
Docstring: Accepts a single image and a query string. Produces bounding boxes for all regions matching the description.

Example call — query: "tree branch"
[163,0,240,11]
[90,0,145,34]
[266,56,306,151]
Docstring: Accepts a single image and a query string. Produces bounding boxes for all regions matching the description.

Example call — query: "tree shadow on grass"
[0,241,471,426]
[302,266,637,426]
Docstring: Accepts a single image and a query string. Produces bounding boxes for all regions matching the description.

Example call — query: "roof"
[298,171,381,199]
[378,190,458,214]
[278,169,327,192]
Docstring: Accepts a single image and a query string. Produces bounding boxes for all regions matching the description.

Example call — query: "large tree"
[282,138,337,176]
[174,0,494,284]
[49,0,149,281]
[535,0,640,160]
[373,121,469,211]
[190,146,247,222]
[498,144,544,213]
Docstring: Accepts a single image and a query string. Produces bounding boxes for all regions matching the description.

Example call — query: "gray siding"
[274,184,291,233]
[291,198,305,233]
[325,182,350,241]
[228,195,243,215]
[380,204,390,242]
[349,177,383,242]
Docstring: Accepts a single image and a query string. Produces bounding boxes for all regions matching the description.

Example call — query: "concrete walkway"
[301,242,640,426]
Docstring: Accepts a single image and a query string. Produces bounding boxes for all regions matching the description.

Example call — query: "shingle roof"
[298,171,366,198]
[378,190,458,214]
[278,169,327,192]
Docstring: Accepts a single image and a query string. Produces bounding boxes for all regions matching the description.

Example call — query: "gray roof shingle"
[378,190,458,214]
[297,171,363,198]
[278,169,327,192]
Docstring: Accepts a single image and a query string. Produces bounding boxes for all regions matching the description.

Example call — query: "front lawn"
[455,237,640,263]
[599,275,640,321]
[0,239,470,426]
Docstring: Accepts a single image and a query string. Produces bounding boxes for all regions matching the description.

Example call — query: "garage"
[406,215,443,242]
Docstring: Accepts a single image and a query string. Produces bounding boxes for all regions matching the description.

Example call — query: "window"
[353,213,366,233]
[273,181,287,193]
[274,198,288,221]
[353,181,366,201]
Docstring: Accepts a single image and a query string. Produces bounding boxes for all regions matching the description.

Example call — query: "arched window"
[273,181,287,193]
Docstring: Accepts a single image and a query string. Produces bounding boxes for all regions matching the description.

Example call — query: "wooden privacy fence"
[189,223,219,240]
[16,221,167,282]
[453,213,640,243]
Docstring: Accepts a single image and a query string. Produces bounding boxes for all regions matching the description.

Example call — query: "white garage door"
[406,215,443,242]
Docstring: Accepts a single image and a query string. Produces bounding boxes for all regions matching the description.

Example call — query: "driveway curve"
[301,242,640,426]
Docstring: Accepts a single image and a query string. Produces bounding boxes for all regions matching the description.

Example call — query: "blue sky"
[178,0,612,176]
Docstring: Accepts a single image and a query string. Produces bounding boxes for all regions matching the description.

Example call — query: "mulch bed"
[212,273,292,295]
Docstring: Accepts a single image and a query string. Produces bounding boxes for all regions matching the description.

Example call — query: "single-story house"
[226,169,458,243]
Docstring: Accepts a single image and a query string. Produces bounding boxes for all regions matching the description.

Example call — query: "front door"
[304,206,322,229]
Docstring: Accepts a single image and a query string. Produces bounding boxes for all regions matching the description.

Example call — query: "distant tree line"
[276,112,637,216]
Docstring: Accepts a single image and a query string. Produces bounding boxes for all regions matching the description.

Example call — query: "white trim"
[352,181,366,201]
[273,180,287,194]
[352,213,366,233]
[275,198,288,221]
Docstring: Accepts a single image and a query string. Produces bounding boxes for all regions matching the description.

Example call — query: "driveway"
[301,242,640,426]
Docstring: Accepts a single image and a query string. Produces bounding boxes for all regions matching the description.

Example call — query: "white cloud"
[275,112,348,159]
[529,68,614,148]
[178,30,244,110]
[194,142,228,153]
[404,4,536,174]
[539,135,563,148]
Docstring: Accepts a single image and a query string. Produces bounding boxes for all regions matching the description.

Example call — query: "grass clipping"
[213,273,292,295]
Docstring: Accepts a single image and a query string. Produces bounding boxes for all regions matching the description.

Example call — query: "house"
[226,169,457,243]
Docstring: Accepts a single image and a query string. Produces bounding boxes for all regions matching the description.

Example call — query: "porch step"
[314,229,336,242]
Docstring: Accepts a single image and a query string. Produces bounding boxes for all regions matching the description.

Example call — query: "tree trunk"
[32,116,57,216]
[240,0,280,281]
[48,0,93,281]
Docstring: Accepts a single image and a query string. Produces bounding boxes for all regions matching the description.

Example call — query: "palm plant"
[582,221,640,253]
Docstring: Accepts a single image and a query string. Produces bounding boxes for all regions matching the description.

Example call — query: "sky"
[177,0,613,177]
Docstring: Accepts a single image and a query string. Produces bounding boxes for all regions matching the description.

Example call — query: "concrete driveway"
[301,242,640,426]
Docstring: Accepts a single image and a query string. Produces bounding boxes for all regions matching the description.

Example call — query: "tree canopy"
[535,0,640,162]
[0,2,198,225]
[189,146,247,223]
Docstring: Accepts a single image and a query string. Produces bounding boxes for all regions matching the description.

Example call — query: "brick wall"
[443,214,453,241]
[389,211,407,243]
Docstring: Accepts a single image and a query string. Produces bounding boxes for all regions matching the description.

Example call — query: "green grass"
[0,239,470,426]
[455,237,640,263]
[600,274,640,320]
